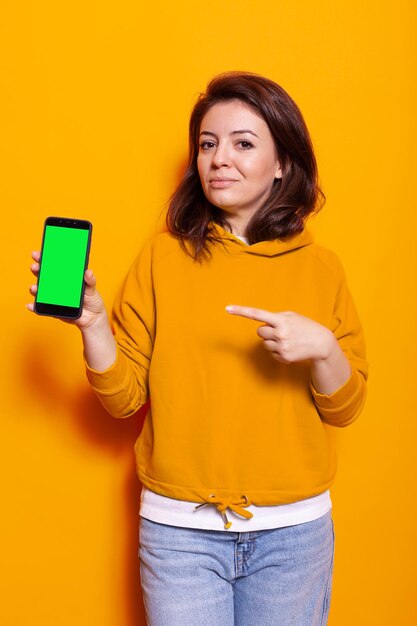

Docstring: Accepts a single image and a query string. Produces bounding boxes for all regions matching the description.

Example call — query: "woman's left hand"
[226,305,335,364]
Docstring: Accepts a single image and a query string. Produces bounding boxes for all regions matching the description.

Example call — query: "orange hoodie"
[86,223,368,519]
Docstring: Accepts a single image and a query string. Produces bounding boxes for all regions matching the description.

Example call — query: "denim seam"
[320,518,335,625]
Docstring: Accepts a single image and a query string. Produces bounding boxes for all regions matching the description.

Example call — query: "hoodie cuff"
[85,344,129,394]
[310,367,363,413]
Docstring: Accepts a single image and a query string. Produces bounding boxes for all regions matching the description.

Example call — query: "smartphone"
[35,216,93,319]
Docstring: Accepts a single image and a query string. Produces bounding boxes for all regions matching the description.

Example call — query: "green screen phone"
[35,217,93,319]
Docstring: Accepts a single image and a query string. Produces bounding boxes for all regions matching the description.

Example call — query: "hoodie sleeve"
[310,258,368,427]
[85,240,155,418]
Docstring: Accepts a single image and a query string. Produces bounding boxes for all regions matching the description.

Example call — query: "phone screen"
[35,217,92,318]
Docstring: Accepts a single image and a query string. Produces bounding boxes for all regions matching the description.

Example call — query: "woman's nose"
[212,142,231,167]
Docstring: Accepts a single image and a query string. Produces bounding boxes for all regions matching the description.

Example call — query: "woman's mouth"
[209,178,238,188]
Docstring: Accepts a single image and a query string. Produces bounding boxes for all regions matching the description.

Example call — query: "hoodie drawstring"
[194,494,253,529]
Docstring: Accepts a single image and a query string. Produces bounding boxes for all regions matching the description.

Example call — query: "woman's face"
[197,100,281,233]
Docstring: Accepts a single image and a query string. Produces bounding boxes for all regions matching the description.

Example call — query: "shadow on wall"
[20,331,149,626]
[74,387,149,626]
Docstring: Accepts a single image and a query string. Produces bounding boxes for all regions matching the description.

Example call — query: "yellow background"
[1,1,416,624]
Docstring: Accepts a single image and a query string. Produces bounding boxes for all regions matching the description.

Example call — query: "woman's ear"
[274,162,282,180]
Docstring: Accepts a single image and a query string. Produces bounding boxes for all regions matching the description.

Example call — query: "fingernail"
[225,305,235,313]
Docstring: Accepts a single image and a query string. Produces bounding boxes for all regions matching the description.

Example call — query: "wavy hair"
[166,71,324,260]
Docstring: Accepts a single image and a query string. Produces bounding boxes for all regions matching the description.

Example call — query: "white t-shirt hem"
[139,486,332,532]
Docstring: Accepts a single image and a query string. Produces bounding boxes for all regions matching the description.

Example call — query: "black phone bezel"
[34,216,93,320]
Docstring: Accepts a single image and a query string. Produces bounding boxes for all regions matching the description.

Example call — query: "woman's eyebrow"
[230,130,259,137]
[199,129,259,137]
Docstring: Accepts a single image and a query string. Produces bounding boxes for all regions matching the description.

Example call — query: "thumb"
[84,269,96,291]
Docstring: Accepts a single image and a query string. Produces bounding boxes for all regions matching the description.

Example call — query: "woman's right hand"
[27,251,107,331]
[28,251,117,371]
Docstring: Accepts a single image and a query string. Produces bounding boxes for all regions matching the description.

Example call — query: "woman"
[29,72,368,625]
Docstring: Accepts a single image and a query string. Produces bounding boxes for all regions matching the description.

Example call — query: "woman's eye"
[199,141,216,150]
[237,140,254,149]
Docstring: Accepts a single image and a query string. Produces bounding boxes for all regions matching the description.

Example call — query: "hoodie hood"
[209,221,313,257]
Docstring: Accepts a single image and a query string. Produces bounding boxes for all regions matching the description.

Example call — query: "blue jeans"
[138,510,335,625]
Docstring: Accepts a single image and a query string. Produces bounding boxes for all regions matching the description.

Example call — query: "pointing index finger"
[226,305,277,326]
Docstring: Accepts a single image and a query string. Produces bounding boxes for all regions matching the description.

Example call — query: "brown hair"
[166,71,324,260]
